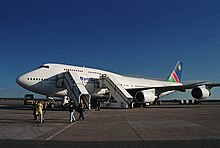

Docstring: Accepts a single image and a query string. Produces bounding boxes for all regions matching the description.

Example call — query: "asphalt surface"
[0,99,220,148]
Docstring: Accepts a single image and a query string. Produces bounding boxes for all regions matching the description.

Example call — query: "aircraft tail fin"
[167,61,183,83]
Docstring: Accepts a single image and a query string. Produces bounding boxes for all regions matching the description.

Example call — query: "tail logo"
[167,61,183,83]
[171,71,180,83]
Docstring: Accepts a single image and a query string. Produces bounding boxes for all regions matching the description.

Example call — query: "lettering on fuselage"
[80,77,96,84]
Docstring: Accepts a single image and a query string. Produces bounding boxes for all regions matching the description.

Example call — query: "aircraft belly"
[32,82,66,97]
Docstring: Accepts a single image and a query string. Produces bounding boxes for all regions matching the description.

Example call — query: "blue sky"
[1,0,220,99]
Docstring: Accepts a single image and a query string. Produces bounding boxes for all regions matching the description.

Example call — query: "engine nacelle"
[191,87,210,99]
[134,90,156,103]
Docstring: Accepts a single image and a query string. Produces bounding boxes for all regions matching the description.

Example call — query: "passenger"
[129,100,133,109]
[97,101,101,111]
[32,101,37,120]
[43,101,47,114]
[95,100,98,111]
[95,100,101,111]
[36,101,44,124]
[69,101,76,123]
[78,100,85,120]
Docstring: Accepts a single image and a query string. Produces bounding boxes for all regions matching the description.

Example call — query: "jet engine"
[134,90,156,103]
[191,87,210,99]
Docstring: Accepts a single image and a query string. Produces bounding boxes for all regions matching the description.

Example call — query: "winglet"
[167,61,183,83]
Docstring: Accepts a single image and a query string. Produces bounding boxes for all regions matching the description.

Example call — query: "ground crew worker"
[36,101,44,124]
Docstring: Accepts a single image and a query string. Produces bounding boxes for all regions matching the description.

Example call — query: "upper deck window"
[38,65,50,69]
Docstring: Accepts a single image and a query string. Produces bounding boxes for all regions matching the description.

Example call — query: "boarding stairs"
[99,74,133,108]
[57,71,91,109]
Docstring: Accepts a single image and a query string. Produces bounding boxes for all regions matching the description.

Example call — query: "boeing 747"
[16,61,220,108]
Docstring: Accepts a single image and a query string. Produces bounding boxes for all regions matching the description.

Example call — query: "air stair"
[99,74,133,108]
[57,71,91,109]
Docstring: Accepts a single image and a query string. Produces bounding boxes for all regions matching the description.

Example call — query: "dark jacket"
[69,103,76,112]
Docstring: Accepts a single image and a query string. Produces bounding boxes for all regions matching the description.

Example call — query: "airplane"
[16,61,220,108]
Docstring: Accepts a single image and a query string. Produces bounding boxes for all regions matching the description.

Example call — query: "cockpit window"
[38,65,50,69]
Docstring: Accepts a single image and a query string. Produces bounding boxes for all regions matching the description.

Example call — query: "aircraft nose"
[16,75,25,87]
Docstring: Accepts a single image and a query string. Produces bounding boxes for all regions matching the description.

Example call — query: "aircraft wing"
[203,83,220,89]
[126,81,208,97]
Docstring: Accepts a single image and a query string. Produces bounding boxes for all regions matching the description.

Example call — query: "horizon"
[1,0,220,99]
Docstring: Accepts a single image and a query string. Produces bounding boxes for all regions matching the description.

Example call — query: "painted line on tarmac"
[46,110,94,141]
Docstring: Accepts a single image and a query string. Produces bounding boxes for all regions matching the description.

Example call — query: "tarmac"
[0,99,220,148]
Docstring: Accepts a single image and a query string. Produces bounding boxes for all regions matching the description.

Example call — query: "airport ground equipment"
[57,71,91,109]
[24,94,34,105]
[99,74,133,108]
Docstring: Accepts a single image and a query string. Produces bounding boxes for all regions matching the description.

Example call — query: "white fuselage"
[16,63,182,98]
